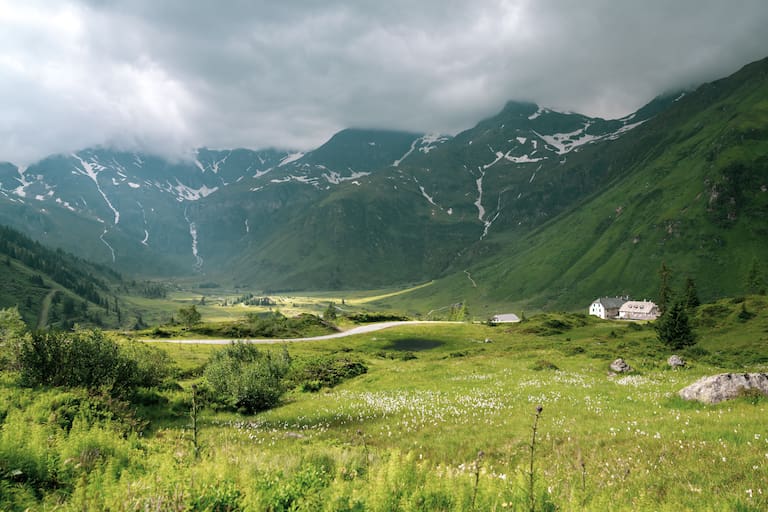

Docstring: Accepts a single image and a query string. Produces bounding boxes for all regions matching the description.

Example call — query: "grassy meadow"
[1,296,767,510]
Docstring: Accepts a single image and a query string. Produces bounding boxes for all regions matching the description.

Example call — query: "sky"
[1,0,768,165]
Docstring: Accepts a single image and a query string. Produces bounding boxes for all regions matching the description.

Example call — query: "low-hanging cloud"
[1,0,767,165]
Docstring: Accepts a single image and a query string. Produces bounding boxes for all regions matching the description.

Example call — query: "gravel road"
[143,321,456,345]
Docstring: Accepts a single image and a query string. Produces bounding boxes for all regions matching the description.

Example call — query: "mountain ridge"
[1,56,767,310]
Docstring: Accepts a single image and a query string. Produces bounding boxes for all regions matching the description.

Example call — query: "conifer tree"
[746,257,765,295]
[178,305,201,328]
[324,302,337,320]
[683,277,700,309]
[655,300,695,350]
[658,262,672,313]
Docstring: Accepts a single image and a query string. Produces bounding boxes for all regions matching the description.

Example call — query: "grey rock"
[667,355,686,368]
[679,373,768,404]
[610,358,633,373]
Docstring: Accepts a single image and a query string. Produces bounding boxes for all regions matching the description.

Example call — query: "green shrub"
[190,481,243,511]
[15,331,172,395]
[204,343,291,414]
[345,312,410,323]
[17,330,138,394]
[531,359,559,371]
[256,456,334,511]
[119,341,174,388]
[289,355,367,391]
[0,307,27,370]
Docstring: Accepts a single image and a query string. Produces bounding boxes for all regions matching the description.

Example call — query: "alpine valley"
[1,56,767,317]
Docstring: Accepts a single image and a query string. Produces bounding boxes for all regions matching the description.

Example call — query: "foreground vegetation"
[1,295,767,510]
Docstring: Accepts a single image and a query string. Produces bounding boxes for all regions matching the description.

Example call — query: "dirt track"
[143,321,457,345]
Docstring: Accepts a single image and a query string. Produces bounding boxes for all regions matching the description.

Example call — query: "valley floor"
[2,301,767,511]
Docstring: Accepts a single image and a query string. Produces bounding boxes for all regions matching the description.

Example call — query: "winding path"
[144,321,457,345]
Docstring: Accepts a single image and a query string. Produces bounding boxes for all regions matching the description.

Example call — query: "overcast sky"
[1,0,767,164]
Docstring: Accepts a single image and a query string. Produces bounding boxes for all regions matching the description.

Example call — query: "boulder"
[679,373,768,404]
[610,358,633,373]
[667,355,686,368]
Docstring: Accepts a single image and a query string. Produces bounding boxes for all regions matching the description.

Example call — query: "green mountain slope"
[393,57,768,314]
[0,224,128,328]
[211,94,677,291]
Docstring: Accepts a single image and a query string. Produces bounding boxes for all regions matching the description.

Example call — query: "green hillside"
[391,57,768,314]
[0,224,128,328]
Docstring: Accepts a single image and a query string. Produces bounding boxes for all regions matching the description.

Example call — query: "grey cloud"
[1,0,767,164]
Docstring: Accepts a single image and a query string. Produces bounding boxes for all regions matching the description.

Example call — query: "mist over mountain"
[1,56,767,310]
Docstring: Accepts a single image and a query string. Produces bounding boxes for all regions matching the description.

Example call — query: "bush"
[204,343,292,414]
[289,355,367,391]
[119,341,174,388]
[345,312,410,323]
[191,481,243,511]
[0,307,28,370]
[531,359,559,371]
[16,330,138,395]
[12,329,173,397]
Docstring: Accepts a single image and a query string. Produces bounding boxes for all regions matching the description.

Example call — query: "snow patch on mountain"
[507,153,546,164]
[413,177,442,211]
[211,152,230,174]
[483,148,545,170]
[482,149,506,170]
[528,107,545,120]
[393,138,419,167]
[72,154,121,225]
[606,120,647,140]
[532,117,648,154]
[279,152,305,167]
[96,219,116,263]
[419,134,450,154]
[137,201,149,246]
[393,134,449,167]
[474,168,501,240]
[54,197,76,212]
[253,168,273,179]
[184,208,203,270]
[323,170,370,185]
[13,165,31,198]
[169,181,219,202]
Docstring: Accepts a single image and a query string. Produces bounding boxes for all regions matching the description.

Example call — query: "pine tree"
[178,305,201,328]
[655,300,695,350]
[324,302,337,320]
[658,262,672,314]
[683,277,700,309]
[746,257,765,295]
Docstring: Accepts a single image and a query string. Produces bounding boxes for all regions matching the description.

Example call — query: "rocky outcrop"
[610,358,633,373]
[667,355,686,368]
[679,373,768,404]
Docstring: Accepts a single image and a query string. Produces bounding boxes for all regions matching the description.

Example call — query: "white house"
[618,300,660,321]
[588,297,628,319]
[490,313,521,323]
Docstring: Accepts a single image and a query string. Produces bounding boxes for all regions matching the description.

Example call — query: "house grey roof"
[594,297,628,309]
[619,301,658,314]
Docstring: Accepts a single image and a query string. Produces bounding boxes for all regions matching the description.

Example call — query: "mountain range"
[1,56,767,315]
